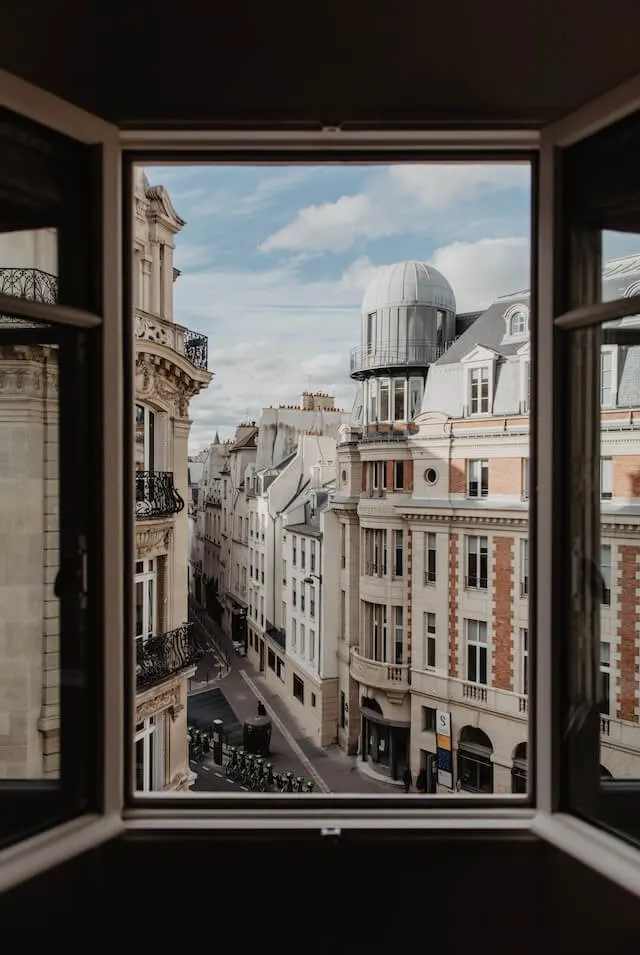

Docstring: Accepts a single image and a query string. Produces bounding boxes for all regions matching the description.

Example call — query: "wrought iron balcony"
[350,339,447,377]
[183,329,208,371]
[136,623,203,690]
[0,267,58,305]
[136,470,185,520]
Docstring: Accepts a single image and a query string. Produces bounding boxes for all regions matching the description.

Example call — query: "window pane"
[0,321,60,781]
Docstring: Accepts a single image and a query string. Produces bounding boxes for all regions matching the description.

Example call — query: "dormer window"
[505,303,530,340]
[469,367,489,414]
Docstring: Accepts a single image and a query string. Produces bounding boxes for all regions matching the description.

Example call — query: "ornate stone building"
[133,169,212,792]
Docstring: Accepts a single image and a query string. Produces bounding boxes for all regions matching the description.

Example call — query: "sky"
[144,162,639,454]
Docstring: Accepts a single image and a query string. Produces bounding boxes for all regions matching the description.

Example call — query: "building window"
[393,529,403,577]
[466,535,488,590]
[510,309,528,336]
[370,603,387,662]
[135,558,157,653]
[260,596,264,628]
[300,584,305,613]
[276,657,285,681]
[310,588,315,619]
[293,674,305,705]
[520,628,529,696]
[282,558,286,585]
[292,535,297,565]
[379,379,390,421]
[301,539,306,570]
[291,618,297,649]
[467,459,489,497]
[520,539,529,597]
[310,540,316,572]
[466,619,488,685]
[135,403,155,471]
[292,579,296,607]
[601,457,613,499]
[340,691,347,729]
[310,629,315,662]
[394,460,404,489]
[260,553,264,583]
[369,378,378,422]
[469,366,490,414]
[422,706,437,732]
[424,532,436,584]
[409,377,423,419]
[267,648,275,670]
[521,458,530,500]
[393,378,406,420]
[340,590,346,640]
[599,642,611,716]
[458,727,494,793]
[600,544,611,606]
[424,612,436,669]
[521,360,531,413]
[311,692,316,708]
[364,527,387,577]
[300,624,305,655]
[135,717,160,793]
[393,607,403,664]
[600,348,616,407]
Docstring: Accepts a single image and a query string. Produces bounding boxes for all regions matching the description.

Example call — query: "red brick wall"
[492,536,514,691]
[613,456,640,498]
[450,459,466,494]
[448,533,459,677]
[489,458,521,496]
[617,545,640,722]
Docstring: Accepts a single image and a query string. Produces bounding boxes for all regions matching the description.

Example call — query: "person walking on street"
[257,700,266,717]
[402,765,412,793]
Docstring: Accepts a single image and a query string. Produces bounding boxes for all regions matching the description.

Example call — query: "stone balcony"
[350,647,410,700]
[135,308,208,371]
[410,668,528,719]
[599,713,640,749]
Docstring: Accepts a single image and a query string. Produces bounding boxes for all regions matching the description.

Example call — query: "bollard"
[211,718,224,765]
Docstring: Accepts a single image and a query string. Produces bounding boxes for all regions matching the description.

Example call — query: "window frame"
[12,64,640,904]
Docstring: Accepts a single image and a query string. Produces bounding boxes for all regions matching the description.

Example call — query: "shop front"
[360,697,410,782]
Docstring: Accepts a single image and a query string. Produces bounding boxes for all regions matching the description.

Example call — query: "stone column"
[150,240,161,316]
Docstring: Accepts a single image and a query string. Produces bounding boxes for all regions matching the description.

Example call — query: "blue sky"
[144,162,638,453]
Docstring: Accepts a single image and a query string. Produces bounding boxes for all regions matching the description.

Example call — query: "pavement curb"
[239,670,331,794]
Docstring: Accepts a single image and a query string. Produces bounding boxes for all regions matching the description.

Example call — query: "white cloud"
[431,237,530,311]
[258,163,530,255]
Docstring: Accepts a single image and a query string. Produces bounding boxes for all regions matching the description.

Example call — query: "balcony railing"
[135,309,208,372]
[350,339,447,375]
[136,470,185,520]
[136,623,203,690]
[350,648,410,693]
[0,266,58,305]
[266,620,286,651]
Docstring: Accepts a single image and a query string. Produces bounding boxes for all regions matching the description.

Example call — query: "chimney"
[301,391,336,412]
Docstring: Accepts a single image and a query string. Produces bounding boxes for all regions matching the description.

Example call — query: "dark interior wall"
[2,832,640,952]
[2,1,640,127]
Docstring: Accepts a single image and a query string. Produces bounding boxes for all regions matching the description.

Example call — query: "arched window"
[457,725,494,793]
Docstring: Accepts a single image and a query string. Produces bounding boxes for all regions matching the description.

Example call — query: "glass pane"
[139,159,530,796]
[0,318,59,780]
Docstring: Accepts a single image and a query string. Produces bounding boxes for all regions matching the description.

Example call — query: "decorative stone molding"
[136,525,173,557]
[135,352,204,416]
[135,312,176,350]
[135,683,181,723]
[0,347,59,398]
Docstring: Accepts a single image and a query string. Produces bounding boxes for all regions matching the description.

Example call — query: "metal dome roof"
[361,261,456,313]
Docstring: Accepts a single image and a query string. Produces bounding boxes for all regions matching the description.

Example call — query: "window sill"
[531,811,640,901]
[0,813,125,895]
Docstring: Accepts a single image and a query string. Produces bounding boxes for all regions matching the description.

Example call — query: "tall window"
[310,540,316,572]
[466,619,488,685]
[393,378,406,420]
[599,642,611,716]
[282,558,286,585]
[135,717,160,793]
[379,379,390,421]
[521,458,530,500]
[409,378,423,418]
[467,459,489,497]
[520,628,529,696]
[300,539,306,570]
[424,612,436,669]
[600,349,616,407]
[510,310,528,336]
[364,528,387,577]
[310,629,316,663]
[601,457,613,499]
[292,579,296,607]
[469,367,489,414]
[291,618,297,649]
[135,403,155,471]
[466,535,488,590]
[135,559,157,654]
[393,529,403,577]
[520,539,529,597]
[310,587,315,619]
[394,460,404,489]
[300,583,305,613]
[369,379,378,422]
[600,544,611,606]
[292,535,297,565]
[371,604,387,662]
[424,532,436,584]
[300,624,306,656]
[393,607,403,664]
[522,360,531,413]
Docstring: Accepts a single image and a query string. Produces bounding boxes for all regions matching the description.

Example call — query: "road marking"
[241,786,249,791]
[225,777,234,785]
[239,670,330,793]
[201,765,210,772]
[214,772,223,778]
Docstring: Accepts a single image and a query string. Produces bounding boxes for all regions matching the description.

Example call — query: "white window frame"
[465,535,488,590]
[424,612,437,670]
[600,346,618,408]
[520,539,529,598]
[465,618,488,686]
[505,302,530,340]
[467,458,489,498]
[393,606,404,664]
[135,558,157,649]
[461,347,496,416]
[424,532,437,585]
[135,716,163,793]
[601,457,613,499]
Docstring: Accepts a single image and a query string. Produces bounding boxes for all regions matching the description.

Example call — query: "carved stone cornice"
[136,353,195,417]
[135,683,182,723]
[400,511,528,528]
[136,524,173,557]
[0,346,59,398]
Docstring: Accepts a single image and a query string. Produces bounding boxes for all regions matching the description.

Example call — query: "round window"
[425,467,438,485]
[341,469,347,484]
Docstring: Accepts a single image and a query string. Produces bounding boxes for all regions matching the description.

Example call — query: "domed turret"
[350,261,457,432]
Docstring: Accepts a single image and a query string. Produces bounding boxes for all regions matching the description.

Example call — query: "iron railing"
[136,470,185,520]
[136,623,203,690]
[266,620,286,651]
[0,267,58,304]
[183,329,208,371]
[350,339,447,375]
